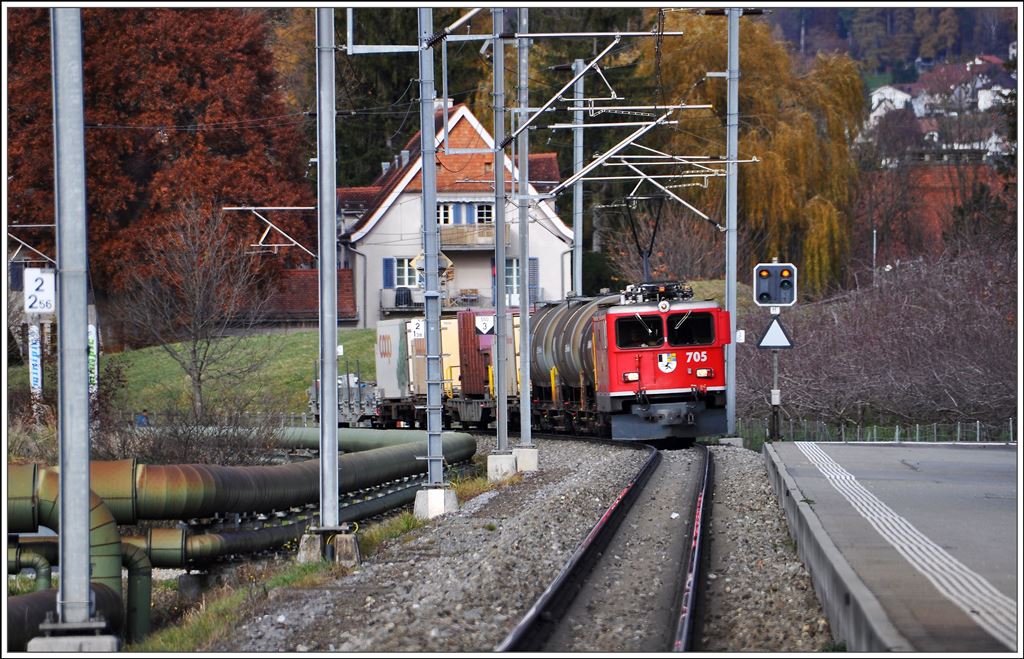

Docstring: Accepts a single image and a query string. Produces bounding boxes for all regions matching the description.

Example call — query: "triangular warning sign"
[758,317,793,349]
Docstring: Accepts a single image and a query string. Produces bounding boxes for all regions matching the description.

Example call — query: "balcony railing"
[380,286,545,315]
[439,223,510,250]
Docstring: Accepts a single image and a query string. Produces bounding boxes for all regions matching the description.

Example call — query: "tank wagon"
[363,281,731,446]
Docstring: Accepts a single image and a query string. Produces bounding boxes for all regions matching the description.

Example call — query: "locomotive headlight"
[622,372,640,382]
[695,368,714,378]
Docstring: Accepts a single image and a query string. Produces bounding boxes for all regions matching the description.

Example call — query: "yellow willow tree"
[632,11,863,293]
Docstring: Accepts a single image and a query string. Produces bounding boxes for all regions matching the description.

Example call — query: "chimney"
[381,161,391,175]
[400,149,410,167]
[433,97,453,113]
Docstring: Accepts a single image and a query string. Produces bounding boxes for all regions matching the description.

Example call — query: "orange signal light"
[758,269,770,278]
[780,268,792,278]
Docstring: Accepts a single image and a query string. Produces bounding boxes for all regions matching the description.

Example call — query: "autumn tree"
[307,8,492,186]
[607,11,864,294]
[6,8,314,295]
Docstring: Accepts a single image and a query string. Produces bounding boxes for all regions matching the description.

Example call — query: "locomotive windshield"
[668,312,715,346]
[616,314,665,348]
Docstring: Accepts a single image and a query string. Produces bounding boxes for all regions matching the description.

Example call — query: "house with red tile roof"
[336,102,574,327]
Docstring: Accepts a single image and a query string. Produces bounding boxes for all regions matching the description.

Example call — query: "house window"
[437,203,454,225]
[395,257,418,288]
[492,257,539,302]
[476,203,494,224]
[505,257,520,295]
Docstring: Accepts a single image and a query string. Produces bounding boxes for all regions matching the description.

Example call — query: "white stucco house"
[337,102,573,328]
[868,85,912,125]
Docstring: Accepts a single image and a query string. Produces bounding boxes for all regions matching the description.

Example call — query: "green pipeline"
[6,584,123,653]
[85,434,475,523]
[9,535,152,645]
[7,464,122,593]
[6,546,51,591]
[276,427,477,453]
[6,464,124,650]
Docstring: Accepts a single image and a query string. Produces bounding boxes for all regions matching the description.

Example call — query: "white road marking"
[796,441,1016,651]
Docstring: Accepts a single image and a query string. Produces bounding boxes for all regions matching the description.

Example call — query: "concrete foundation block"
[329,533,361,567]
[177,572,216,601]
[296,533,323,564]
[512,447,539,472]
[27,635,120,652]
[414,488,459,520]
[487,453,518,482]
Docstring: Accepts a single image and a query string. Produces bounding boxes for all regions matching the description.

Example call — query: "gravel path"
[204,439,832,653]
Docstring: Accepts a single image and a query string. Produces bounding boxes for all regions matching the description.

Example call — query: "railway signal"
[753,262,797,307]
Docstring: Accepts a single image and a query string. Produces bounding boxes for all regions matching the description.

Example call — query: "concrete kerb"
[761,442,912,652]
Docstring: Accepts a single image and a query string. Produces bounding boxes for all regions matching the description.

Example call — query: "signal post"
[753,260,797,441]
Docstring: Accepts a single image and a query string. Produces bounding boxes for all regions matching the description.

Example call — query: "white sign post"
[87,323,99,396]
[24,268,56,315]
[474,315,496,335]
[758,315,794,441]
[28,323,44,423]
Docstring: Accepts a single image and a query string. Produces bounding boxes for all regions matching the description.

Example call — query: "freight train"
[313,281,731,446]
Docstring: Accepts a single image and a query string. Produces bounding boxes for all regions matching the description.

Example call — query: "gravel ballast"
[699,445,832,651]
[205,438,831,653]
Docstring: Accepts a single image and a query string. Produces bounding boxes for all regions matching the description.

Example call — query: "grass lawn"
[7,328,377,415]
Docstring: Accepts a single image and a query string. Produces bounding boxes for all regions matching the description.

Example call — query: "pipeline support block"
[330,534,361,567]
[27,635,120,652]
[297,527,360,566]
[414,488,458,520]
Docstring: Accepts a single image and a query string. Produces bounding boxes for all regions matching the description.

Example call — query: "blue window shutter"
[453,204,463,225]
[529,257,539,303]
[465,203,475,224]
[10,262,24,292]
[383,257,395,289]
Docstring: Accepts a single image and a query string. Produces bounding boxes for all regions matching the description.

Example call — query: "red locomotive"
[529,281,730,445]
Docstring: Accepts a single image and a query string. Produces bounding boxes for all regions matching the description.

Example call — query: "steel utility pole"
[517,8,533,447]
[493,8,509,454]
[572,58,584,295]
[316,7,339,530]
[418,7,445,486]
[724,8,741,436]
[51,6,92,629]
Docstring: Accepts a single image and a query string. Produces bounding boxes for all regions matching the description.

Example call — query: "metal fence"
[737,417,1017,444]
[122,411,318,430]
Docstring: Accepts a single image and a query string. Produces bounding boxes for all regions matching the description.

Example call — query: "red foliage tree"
[7,8,315,291]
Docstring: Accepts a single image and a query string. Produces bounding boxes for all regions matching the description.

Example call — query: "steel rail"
[673,443,711,651]
[496,441,661,651]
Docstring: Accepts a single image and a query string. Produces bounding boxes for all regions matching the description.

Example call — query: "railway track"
[497,441,712,652]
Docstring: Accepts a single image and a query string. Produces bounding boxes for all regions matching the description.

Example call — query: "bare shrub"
[738,249,1017,425]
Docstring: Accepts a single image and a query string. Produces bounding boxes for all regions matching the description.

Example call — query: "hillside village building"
[333,101,574,328]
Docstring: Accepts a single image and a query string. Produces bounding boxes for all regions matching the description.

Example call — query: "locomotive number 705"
[685,351,708,363]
